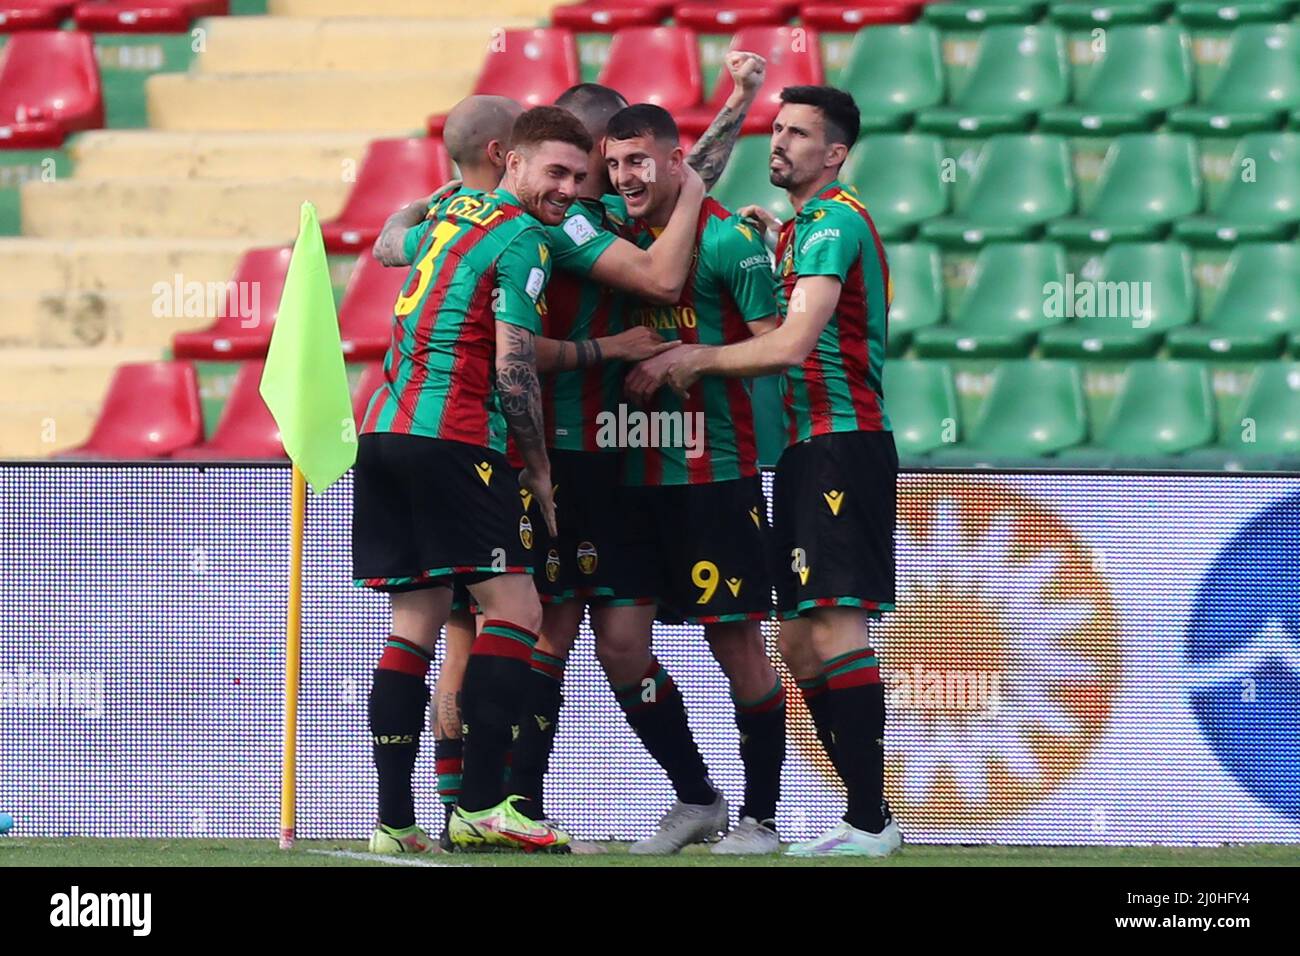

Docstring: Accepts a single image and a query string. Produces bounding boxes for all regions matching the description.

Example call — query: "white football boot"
[711,816,781,855]
[629,790,729,855]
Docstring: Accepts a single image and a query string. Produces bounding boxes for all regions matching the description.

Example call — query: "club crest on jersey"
[519,515,534,549]
[577,541,598,575]
[726,577,743,597]
[824,490,845,515]
[475,461,493,486]
[545,548,560,583]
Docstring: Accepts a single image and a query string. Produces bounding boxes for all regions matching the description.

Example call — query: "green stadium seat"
[839,24,945,133]
[882,360,960,455]
[841,134,948,241]
[932,360,1087,462]
[1050,1,1174,30]
[1184,362,1300,468]
[1168,24,1300,134]
[710,135,793,222]
[1166,243,1300,359]
[923,2,1047,29]
[1039,242,1196,358]
[1038,24,1193,134]
[916,24,1069,135]
[912,242,1068,356]
[1062,360,1215,460]
[1175,132,1300,243]
[1047,133,1202,246]
[920,134,1074,246]
[884,242,944,355]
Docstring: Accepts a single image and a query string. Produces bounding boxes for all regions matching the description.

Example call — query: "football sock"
[510,648,566,820]
[733,679,786,824]
[823,647,887,834]
[614,658,714,806]
[434,736,463,819]
[797,673,844,778]
[369,636,432,830]
[458,619,537,812]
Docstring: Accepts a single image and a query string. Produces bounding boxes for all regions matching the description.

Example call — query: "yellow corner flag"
[260,201,357,494]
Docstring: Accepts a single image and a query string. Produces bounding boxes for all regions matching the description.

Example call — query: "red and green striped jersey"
[361,188,550,452]
[775,179,892,445]
[539,194,626,452]
[619,197,779,485]
[400,181,471,263]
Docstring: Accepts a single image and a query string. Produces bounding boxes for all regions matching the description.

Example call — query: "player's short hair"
[779,85,860,148]
[605,103,680,146]
[554,83,629,138]
[510,105,594,156]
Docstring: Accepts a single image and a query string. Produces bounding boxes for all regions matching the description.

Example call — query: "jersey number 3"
[395,220,461,317]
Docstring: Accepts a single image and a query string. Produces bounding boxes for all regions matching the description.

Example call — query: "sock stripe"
[377,636,432,677]
[473,620,539,663]
[530,649,566,682]
[796,674,827,699]
[734,680,787,715]
[615,660,674,712]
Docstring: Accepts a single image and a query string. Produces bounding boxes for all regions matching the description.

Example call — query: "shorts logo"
[545,548,560,583]
[535,714,553,732]
[726,577,743,597]
[577,541,598,575]
[823,490,845,515]
[791,547,810,585]
[474,461,493,486]
[749,506,761,529]
[520,488,533,511]
[519,515,533,549]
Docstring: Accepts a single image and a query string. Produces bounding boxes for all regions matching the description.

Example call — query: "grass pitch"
[1,839,1296,867]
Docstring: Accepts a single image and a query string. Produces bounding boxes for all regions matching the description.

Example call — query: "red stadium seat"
[171,361,285,460]
[427,28,579,136]
[596,26,704,112]
[0,30,103,148]
[352,361,387,426]
[0,1,75,31]
[320,137,453,254]
[338,255,406,360]
[800,2,923,29]
[61,361,203,459]
[673,1,799,32]
[171,246,292,360]
[675,25,823,136]
[74,0,227,33]
[551,0,674,31]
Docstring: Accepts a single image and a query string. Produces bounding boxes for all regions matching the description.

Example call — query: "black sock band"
[734,680,786,823]
[614,659,713,806]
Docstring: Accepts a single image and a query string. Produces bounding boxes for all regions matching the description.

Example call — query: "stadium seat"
[319,138,454,255]
[800,3,923,32]
[60,361,203,459]
[352,361,386,425]
[1038,242,1196,359]
[595,26,703,111]
[1038,24,1194,134]
[0,30,103,148]
[1210,362,1300,459]
[0,1,74,30]
[912,242,1068,357]
[838,23,944,132]
[935,360,1088,460]
[1166,243,1300,359]
[1047,133,1202,246]
[672,1,800,32]
[171,246,293,360]
[882,360,959,455]
[1049,0,1174,30]
[708,134,793,220]
[916,24,1069,135]
[73,0,227,32]
[841,134,948,240]
[1175,132,1300,243]
[1168,24,1300,134]
[551,0,676,31]
[1066,360,1215,459]
[883,242,944,355]
[919,135,1074,246]
[171,361,285,460]
[675,25,823,136]
[426,28,580,136]
[338,255,406,361]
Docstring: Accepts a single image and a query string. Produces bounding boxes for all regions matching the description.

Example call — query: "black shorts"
[535,449,637,605]
[622,476,774,624]
[772,430,897,619]
[352,433,535,591]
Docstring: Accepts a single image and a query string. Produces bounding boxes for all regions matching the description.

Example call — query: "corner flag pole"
[280,464,306,850]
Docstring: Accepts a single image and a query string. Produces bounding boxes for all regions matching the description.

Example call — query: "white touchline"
[306,849,465,868]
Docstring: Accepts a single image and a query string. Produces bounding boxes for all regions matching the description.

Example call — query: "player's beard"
[769,150,795,189]
[516,178,571,225]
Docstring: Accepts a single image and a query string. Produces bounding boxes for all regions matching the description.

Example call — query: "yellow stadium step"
[267,0,552,18]
[0,291,213,351]
[147,69,474,132]
[21,178,348,239]
[70,130,382,181]
[195,17,532,75]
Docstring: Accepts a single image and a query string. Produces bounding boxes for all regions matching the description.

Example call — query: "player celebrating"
[638,86,903,857]
[353,105,592,853]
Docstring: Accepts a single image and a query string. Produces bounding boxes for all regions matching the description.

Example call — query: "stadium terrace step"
[0,289,214,350]
[0,237,253,297]
[146,69,474,131]
[193,16,532,75]
[69,130,380,180]
[21,177,349,238]
[266,0,556,16]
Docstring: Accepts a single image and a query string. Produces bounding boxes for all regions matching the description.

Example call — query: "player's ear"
[826,142,849,170]
[487,139,506,168]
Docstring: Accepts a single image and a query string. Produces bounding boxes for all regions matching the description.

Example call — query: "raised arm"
[685,51,767,190]
[372,194,435,267]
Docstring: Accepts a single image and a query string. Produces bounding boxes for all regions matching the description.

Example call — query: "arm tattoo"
[574,338,603,368]
[686,101,752,190]
[497,324,546,455]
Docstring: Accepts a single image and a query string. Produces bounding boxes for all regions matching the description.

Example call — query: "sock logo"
[511,723,520,742]
[545,548,561,583]
[823,490,844,515]
[519,515,533,549]
[726,576,743,596]
[577,541,598,575]
[373,733,415,745]
[475,461,493,486]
